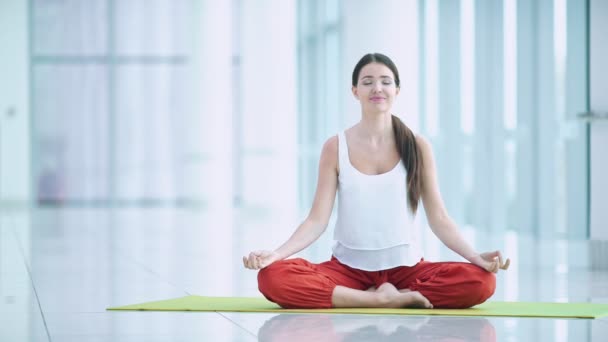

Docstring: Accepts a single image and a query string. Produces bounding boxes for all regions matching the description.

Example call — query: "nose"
[373,81,383,92]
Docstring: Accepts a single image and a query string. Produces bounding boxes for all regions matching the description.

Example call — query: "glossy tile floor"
[1,206,607,341]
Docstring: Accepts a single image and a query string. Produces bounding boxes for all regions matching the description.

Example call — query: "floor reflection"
[257,314,496,342]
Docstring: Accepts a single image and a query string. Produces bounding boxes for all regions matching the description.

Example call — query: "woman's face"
[352,62,399,113]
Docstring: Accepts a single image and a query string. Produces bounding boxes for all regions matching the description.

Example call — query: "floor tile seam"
[216,312,259,339]
[114,248,191,296]
[9,225,53,342]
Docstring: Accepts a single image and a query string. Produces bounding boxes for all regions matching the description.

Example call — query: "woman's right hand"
[242,250,282,270]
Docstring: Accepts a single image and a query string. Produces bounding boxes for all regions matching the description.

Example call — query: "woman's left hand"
[470,251,510,273]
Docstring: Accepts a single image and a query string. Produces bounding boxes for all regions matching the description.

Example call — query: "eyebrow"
[361,75,393,79]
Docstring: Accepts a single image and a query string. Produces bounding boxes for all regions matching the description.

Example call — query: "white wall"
[590,0,608,240]
[0,0,30,203]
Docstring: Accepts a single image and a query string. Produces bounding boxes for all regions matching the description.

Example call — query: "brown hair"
[352,53,423,213]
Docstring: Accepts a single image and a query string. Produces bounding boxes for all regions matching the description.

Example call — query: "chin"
[372,105,390,112]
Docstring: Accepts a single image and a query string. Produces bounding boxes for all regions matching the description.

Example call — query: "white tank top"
[332,131,423,271]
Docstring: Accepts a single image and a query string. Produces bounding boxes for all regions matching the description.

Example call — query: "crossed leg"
[258,258,495,309]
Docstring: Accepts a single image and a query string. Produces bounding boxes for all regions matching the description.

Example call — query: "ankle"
[375,290,392,306]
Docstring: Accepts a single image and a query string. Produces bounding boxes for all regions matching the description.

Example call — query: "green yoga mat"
[107,296,608,319]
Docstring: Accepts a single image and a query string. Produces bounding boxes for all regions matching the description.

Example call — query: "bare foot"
[402,291,434,309]
[376,283,433,309]
[375,283,401,308]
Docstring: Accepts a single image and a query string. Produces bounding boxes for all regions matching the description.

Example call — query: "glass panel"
[421,0,589,239]
[31,0,198,204]
[424,0,439,138]
[460,0,475,135]
[325,0,340,22]
[297,0,342,212]
[562,0,588,238]
[33,65,109,201]
[297,0,313,38]
[33,0,108,55]
[113,64,190,200]
[113,0,193,56]
[526,0,588,239]
[324,31,340,137]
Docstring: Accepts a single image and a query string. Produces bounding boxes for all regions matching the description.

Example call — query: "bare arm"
[274,136,339,259]
[243,136,339,269]
[417,135,509,272]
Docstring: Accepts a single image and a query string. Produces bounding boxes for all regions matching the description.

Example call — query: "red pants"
[258,256,496,309]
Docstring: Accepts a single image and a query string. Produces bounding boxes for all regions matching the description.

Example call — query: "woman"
[243,53,509,309]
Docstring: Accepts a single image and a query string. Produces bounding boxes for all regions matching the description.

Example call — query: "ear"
[352,86,359,99]
[396,86,400,96]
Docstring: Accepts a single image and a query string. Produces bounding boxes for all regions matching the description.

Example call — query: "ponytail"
[391,115,423,214]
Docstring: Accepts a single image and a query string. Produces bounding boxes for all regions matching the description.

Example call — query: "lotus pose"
[243,53,510,309]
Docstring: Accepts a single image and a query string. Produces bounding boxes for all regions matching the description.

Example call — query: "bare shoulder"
[320,135,339,170]
[322,135,339,155]
[415,134,433,157]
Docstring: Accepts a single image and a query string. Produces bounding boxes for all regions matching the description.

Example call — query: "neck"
[357,111,394,144]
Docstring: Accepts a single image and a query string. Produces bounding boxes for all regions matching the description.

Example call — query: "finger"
[243,256,250,268]
[248,255,257,268]
[490,260,498,273]
[249,253,259,264]
[501,258,511,270]
[495,251,504,268]
[484,251,497,259]
[254,256,261,269]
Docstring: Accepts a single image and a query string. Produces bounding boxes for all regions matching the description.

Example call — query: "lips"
[370,97,385,102]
